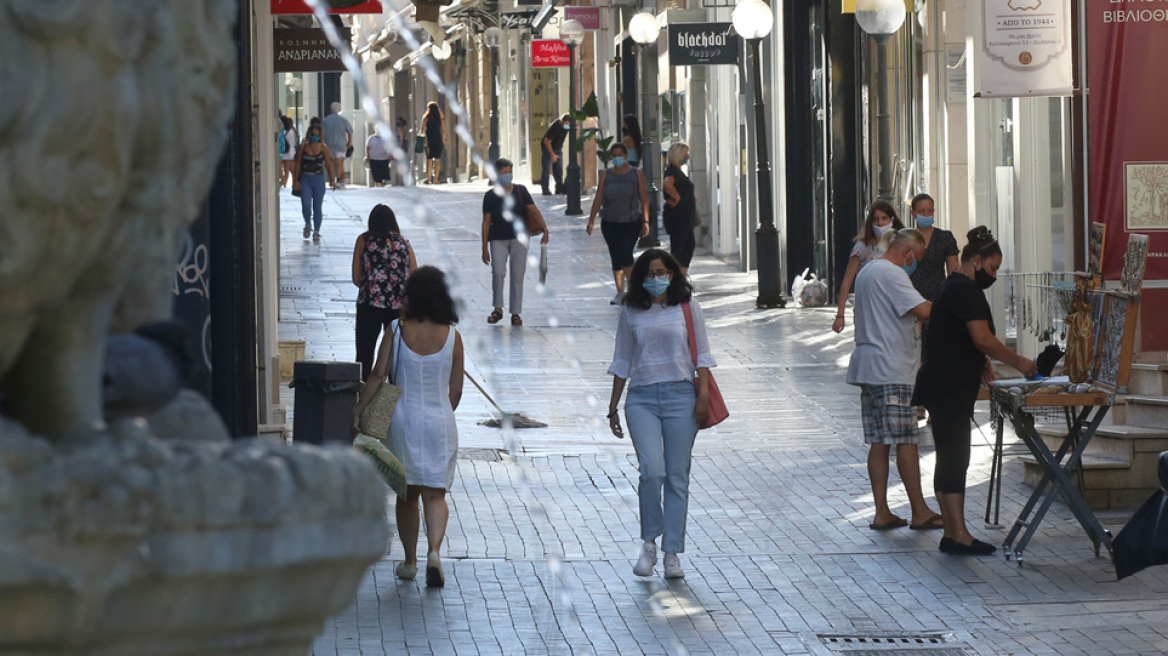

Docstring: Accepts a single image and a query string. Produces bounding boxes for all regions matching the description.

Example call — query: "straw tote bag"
[682,302,728,429]
[359,327,403,439]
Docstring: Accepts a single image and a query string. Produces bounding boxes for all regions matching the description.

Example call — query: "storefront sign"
[667,23,738,66]
[274,28,351,72]
[271,0,382,14]
[565,7,601,30]
[976,0,1073,97]
[531,39,570,67]
[1089,1,1168,282]
[501,10,537,30]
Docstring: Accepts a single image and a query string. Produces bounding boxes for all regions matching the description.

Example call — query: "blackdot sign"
[668,23,738,66]
[532,40,571,68]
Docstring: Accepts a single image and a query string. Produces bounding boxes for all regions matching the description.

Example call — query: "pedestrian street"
[281,183,1168,656]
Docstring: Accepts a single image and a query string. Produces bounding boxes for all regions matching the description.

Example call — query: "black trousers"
[355,304,400,380]
[540,148,563,193]
[665,217,696,268]
[929,401,973,494]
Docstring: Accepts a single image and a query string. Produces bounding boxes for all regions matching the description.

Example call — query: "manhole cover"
[457,448,503,462]
[819,634,970,655]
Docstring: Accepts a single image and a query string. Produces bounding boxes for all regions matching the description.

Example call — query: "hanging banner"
[842,0,913,12]
[975,0,1074,97]
[271,0,383,14]
[274,28,352,72]
[1089,1,1168,282]
[531,40,571,67]
[668,22,738,66]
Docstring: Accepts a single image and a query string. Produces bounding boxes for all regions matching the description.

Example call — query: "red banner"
[271,0,382,14]
[531,40,571,68]
[1087,2,1168,281]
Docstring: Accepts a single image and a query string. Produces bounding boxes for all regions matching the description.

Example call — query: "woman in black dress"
[913,227,1037,556]
[422,102,444,184]
[662,142,697,275]
[907,192,959,420]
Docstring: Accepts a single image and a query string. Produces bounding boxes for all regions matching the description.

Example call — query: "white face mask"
[873,223,893,238]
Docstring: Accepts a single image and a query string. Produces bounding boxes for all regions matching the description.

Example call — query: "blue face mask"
[902,252,919,276]
[562,122,570,130]
[915,214,935,229]
[497,172,513,187]
[682,157,689,165]
[611,157,626,168]
[309,134,321,142]
[643,275,671,297]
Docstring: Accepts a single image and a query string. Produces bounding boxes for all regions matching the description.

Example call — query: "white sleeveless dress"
[387,320,459,489]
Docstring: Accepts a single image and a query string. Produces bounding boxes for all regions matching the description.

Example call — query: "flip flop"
[910,515,945,530]
[869,517,908,531]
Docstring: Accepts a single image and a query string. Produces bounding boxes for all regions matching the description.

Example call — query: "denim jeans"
[625,380,698,553]
[299,173,326,232]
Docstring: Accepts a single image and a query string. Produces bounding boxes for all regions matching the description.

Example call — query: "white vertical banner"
[976,0,1074,98]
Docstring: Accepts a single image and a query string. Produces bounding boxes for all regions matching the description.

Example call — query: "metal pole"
[875,35,893,199]
[488,44,500,164]
[750,38,784,309]
[637,41,660,247]
[565,42,583,215]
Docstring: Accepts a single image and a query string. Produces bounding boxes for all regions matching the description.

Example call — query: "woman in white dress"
[353,266,464,588]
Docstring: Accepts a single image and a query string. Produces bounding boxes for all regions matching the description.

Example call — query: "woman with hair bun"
[913,226,1037,557]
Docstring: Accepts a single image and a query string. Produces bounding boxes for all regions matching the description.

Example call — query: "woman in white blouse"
[607,249,716,579]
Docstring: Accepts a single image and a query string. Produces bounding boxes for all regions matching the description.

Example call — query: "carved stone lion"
[0,0,236,439]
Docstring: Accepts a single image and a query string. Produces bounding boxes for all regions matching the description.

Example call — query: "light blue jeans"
[299,173,326,232]
[625,380,699,554]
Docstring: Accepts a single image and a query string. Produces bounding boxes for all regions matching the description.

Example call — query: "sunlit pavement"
[280,181,1168,656]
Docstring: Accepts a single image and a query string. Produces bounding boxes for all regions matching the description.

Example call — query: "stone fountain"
[0,2,388,653]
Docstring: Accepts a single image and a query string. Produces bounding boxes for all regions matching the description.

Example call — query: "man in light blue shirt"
[846,228,943,533]
[322,102,353,188]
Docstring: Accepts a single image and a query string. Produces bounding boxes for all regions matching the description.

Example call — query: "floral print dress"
[357,233,411,309]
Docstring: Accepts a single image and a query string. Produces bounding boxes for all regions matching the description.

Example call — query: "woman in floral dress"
[353,204,417,378]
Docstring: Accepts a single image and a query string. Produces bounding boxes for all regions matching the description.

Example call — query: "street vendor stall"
[983,234,1149,565]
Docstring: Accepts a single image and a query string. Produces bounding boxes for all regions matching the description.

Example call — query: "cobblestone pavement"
[279,182,1168,656]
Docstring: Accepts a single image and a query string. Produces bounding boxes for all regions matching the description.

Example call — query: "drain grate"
[819,634,971,655]
[457,448,504,462]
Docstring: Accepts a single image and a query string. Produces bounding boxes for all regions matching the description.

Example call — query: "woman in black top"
[422,102,444,184]
[662,142,697,274]
[913,227,1037,556]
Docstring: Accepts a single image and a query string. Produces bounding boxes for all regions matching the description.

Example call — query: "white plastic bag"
[539,243,548,284]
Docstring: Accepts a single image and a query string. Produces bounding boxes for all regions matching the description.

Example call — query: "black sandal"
[488,309,503,324]
[511,314,522,326]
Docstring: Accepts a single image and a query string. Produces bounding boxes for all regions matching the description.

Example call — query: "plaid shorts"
[859,384,919,445]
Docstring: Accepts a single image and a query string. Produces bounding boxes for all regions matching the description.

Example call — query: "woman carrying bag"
[606,249,723,580]
[352,267,465,588]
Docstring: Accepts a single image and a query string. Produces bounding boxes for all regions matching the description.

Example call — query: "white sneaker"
[663,553,684,579]
[632,541,657,577]
[610,291,625,306]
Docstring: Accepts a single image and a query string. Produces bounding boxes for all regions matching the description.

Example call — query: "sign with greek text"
[531,39,571,67]
[271,0,382,14]
[976,0,1073,97]
[1089,0,1168,283]
[565,7,601,30]
[667,22,738,66]
[274,28,351,72]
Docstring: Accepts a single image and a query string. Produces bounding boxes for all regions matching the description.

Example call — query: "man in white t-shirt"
[846,228,944,532]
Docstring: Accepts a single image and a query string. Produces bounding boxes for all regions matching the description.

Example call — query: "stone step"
[1129,363,1168,395]
[1020,453,1159,510]
[1034,423,1168,462]
[1125,395,1168,429]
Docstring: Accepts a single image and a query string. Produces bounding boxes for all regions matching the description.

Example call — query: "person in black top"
[482,158,549,326]
[662,142,697,274]
[540,113,570,195]
[423,102,444,184]
[913,226,1037,556]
